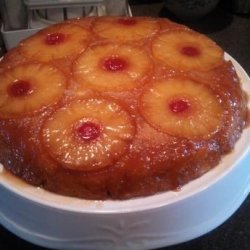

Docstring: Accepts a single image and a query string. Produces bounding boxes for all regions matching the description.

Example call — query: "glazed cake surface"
[0,17,248,200]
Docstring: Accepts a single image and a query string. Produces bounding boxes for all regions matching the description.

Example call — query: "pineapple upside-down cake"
[0,17,248,200]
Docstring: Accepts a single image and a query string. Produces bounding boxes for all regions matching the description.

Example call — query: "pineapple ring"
[73,43,151,92]
[42,98,135,172]
[0,63,66,118]
[93,17,160,41]
[19,23,90,62]
[140,78,223,139]
[152,30,223,71]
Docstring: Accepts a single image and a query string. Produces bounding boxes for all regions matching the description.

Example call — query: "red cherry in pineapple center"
[169,99,190,113]
[45,33,65,45]
[103,57,128,72]
[118,18,137,26]
[181,46,200,57]
[76,121,101,142]
[7,80,32,97]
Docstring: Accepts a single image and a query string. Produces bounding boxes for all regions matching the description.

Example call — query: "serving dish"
[0,53,249,250]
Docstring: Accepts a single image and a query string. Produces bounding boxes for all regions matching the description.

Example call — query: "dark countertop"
[0,1,250,250]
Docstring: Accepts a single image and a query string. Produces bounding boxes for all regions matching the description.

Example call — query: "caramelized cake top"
[0,17,248,199]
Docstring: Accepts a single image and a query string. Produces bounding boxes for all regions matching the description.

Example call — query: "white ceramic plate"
[0,53,250,250]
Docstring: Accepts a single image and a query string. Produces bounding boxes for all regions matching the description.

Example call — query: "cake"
[0,17,248,200]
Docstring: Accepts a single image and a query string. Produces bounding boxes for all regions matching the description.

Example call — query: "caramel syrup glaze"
[0,167,29,189]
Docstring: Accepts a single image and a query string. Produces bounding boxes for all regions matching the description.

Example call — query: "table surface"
[0,1,250,250]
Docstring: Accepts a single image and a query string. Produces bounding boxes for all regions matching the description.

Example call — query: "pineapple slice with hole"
[19,23,90,62]
[0,63,66,118]
[152,30,223,71]
[42,98,135,172]
[93,17,160,41]
[140,78,223,139]
[73,43,151,92]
